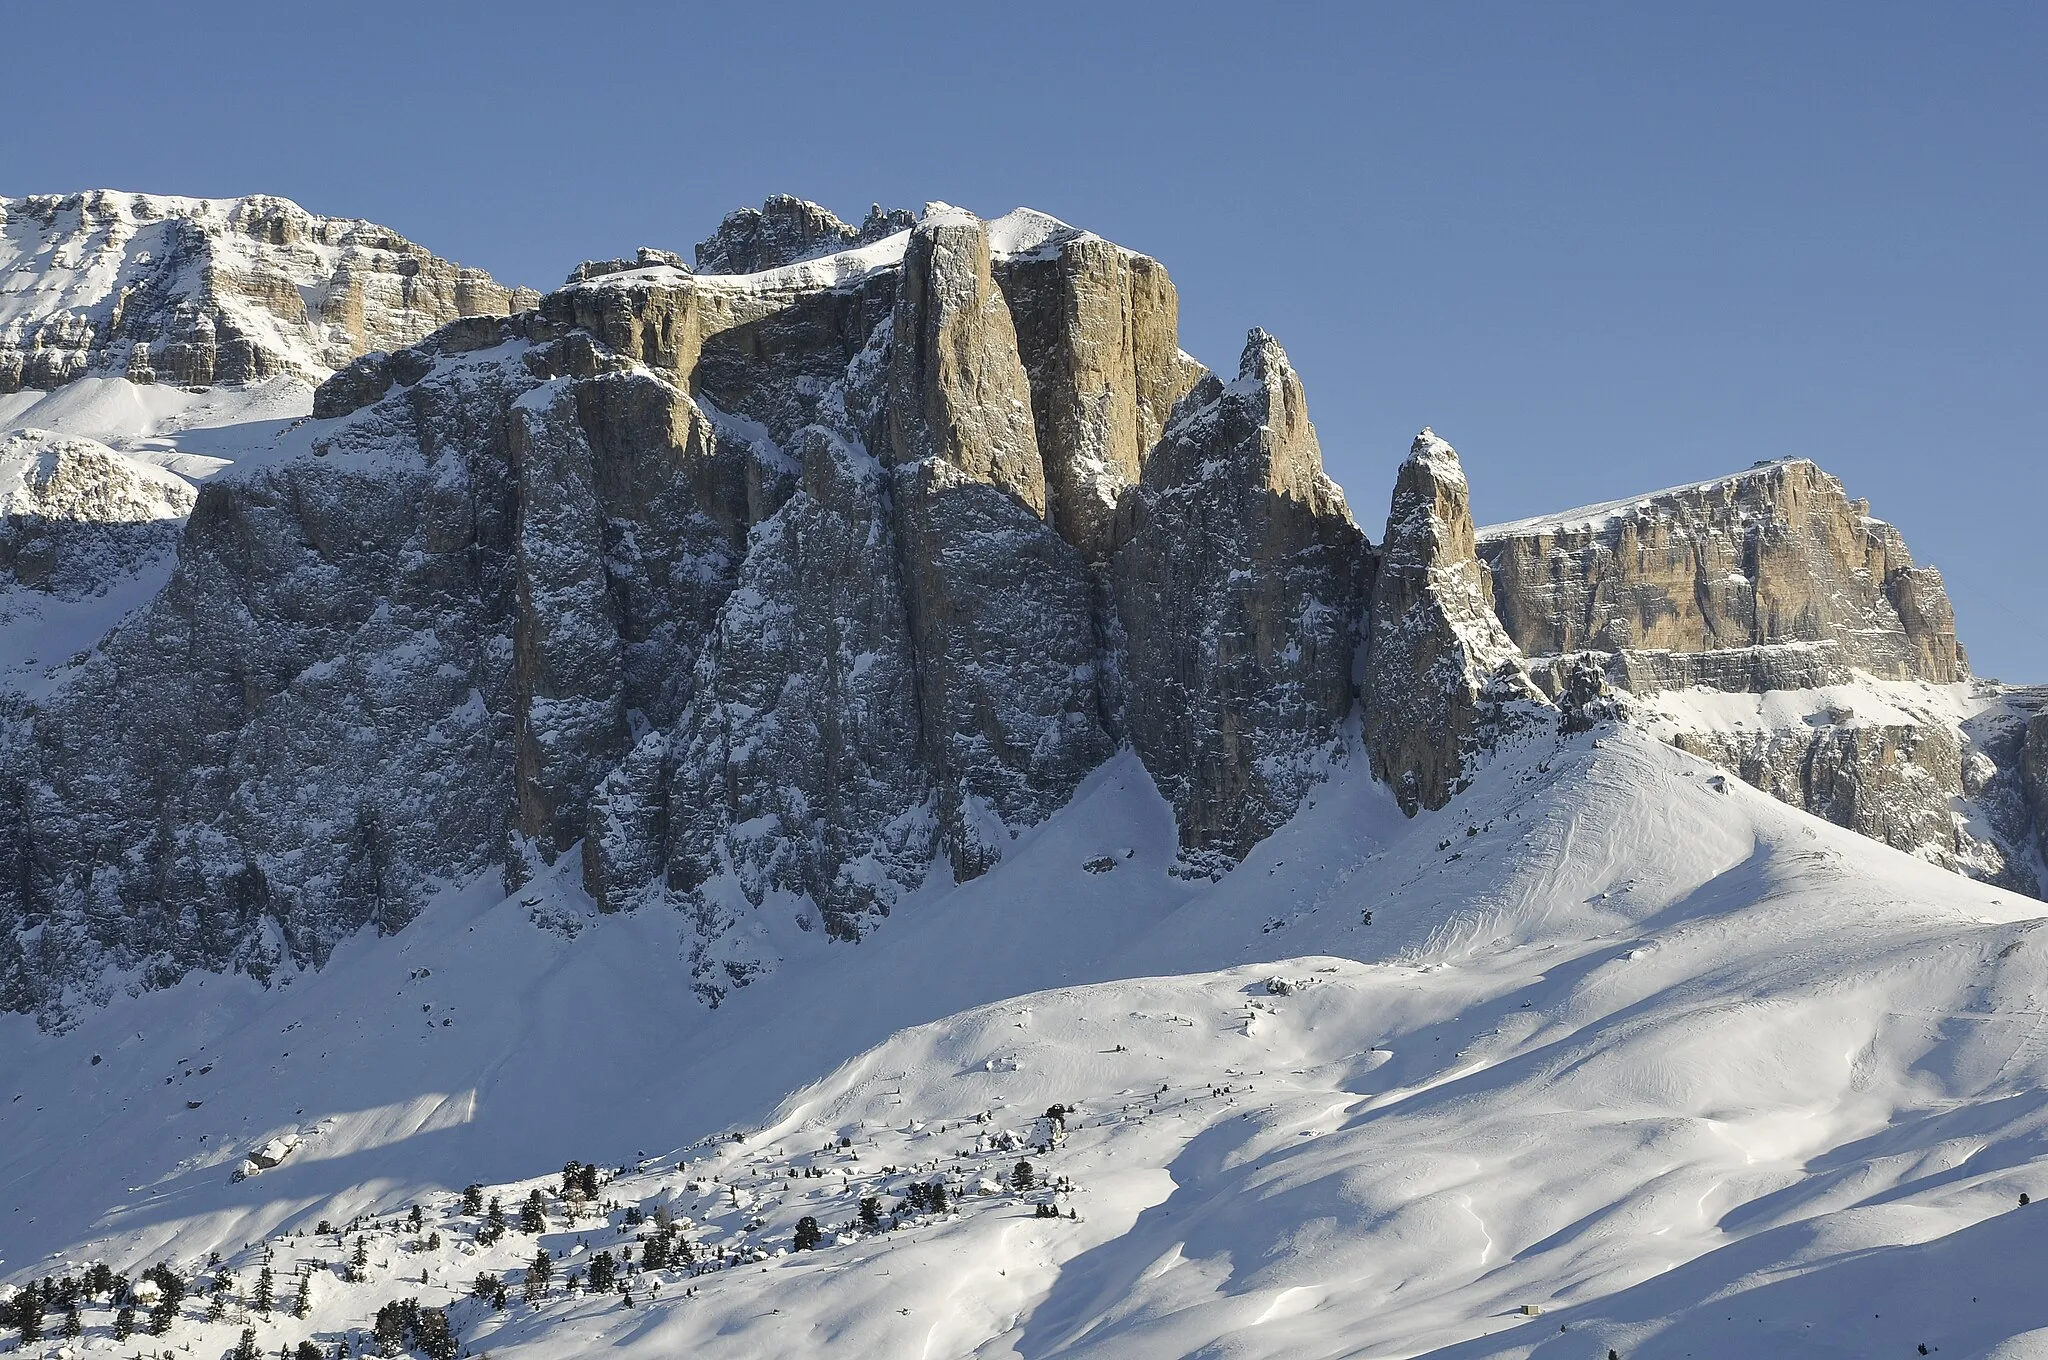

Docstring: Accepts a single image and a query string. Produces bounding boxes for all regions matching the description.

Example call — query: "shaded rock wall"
[1112,331,1369,864]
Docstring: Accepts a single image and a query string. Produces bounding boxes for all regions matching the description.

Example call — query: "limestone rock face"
[2017,698,2048,858]
[1478,459,1967,695]
[997,222,1204,557]
[0,191,537,393]
[695,196,914,275]
[1364,431,1545,814]
[886,207,1047,514]
[1111,330,1369,862]
[0,430,194,594]
[6,190,2032,1030]
[654,429,932,949]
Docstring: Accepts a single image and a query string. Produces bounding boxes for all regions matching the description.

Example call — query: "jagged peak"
[695,195,916,276]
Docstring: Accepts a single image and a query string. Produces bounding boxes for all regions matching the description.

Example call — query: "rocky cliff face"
[1112,331,1369,864]
[1476,457,2038,890]
[1,198,1404,1022]
[0,190,537,393]
[1477,458,1966,695]
[1365,432,1545,814]
[0,192,2035,1028]
[0,430,194,594]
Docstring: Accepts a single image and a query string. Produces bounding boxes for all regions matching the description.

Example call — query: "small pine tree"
[928,1181,948,1214]
[208,1272,233,1321]
[792,1216,823,1251]
[114,1303,135,1340]
[462,1183,485,1215]
[414,1308,456,1360]
[62,1302,81,1340]
[232,1327,261,1360]
[254,1264,275,1315]
[859,1196,882,1232]
[12,1290,47,1341]
[587,1251,616,1293]
[1012,1160,1035,1192]
[519,1189,546,1234]
[295,1342,324,1360]
[522,1248,553,1303]
[641,1233,669,1271]
[578,1164,599,1198]
[472,1272,501,1300]
[293,1270,312,1319]
[408,1204,424,1234]
[492,1283,508,1311]
[426,1231,442,1251]
[349,1236,369,1282]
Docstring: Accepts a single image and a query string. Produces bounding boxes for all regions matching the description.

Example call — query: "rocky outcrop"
[1478,459,1967,696]
[885,207,1047,512]
[695,196,915,276]
[0,430,194,594]
[5,190,2031,1029]
[996,217,1204,557]
[1111,330,1368,863]
[0,191,538,393]
[1364,431,1545,814]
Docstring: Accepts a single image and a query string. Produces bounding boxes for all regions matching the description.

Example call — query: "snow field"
[6,721,2048,1356]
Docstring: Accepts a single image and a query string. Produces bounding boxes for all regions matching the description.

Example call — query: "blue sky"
[4,1,2042,677]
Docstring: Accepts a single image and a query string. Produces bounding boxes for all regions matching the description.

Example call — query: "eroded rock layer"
[0,191,537,392]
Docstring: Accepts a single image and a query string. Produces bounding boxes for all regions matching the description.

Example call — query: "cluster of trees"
[371,1297,457,1360]
[4,1259,189,1343]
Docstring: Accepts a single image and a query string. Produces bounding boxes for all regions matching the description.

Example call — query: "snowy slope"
[6,719,2048,1358]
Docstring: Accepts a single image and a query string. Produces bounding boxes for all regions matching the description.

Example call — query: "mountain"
[1,192,2044,1360]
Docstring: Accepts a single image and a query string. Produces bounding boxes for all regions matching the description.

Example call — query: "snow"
[1478,457,1815,539]
[6,721,2048,1357]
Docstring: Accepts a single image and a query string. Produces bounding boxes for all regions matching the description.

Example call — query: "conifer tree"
[860,1196,882,1231]
[792,1216,823,1251]
[293,1270,312,1319]
[114,1304,135,1340]
[1012,1160,1036,1192]
[462,1184,484,1215]
[587,1251,616,1293]
[520,1189,546,1234]
[408,1204,424,1234]
[522,1248,553,1304]
[348,1236,369,1283]
[61,1302,81,1340]
[295,1342,324,1360]
[254,1264,275,1315]
[231,1327,261,1360]
[208,1272,233,1321]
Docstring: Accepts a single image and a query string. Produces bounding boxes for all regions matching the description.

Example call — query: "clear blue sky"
[5,2,2042,677]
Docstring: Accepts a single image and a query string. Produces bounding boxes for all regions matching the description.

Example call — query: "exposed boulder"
[1111,329,1369,863]
[1364,430,1545,814]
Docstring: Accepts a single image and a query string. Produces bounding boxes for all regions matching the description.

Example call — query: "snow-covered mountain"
[2,192,2045,1360]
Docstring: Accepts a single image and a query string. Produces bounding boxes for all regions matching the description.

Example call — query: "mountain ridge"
[0,192,2038,1028]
